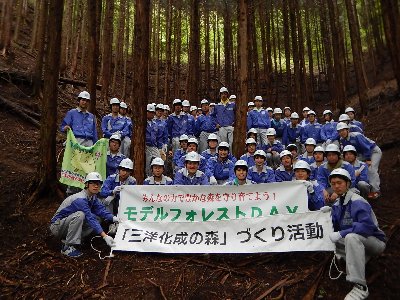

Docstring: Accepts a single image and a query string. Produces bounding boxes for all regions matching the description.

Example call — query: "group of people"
[50,88,385,300]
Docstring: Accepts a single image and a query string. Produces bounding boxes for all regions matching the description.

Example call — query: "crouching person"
[322,168,386,300]
[49,172,118,257]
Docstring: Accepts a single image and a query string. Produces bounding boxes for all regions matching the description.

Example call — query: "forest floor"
[1,48,400,299]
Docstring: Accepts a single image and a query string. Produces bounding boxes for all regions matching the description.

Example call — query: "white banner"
[113,211,335,253]
[118,181,308,223]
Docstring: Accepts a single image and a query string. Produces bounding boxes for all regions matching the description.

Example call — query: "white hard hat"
[218,142,230,150]
[185,151,200,162]
[172,99,182,105]
[151,157,165,167]
[273,108,283,114]
[246,138,257,145]
[290,112,299,119]
[110,97,120,105]
[182,100,190,107]
[314,146,325,153]
[279,150,292,159]
[323,109,332,115]
[303,107,311,112]
[293,160,311,171]
[210,102,216,106]
[325,144,341,154]
[164,104,170,111]
[284,106,291,111]
[109,134,121,142]
[187,137,199,145]
[305,138,316,146]
[156,103,165,110]
[120,102,128,109]
[343,145,357,154]
[208,133,218,141]
[254,95,263,101]
[179,134,189,141]
[345,107,355,113]
[190,106,197,112]
[266,128,276,136]
[266,107,273,112]
[78,91,90,100]
[247,128,258,135]
[307,110,316,116]
[229,95,237,100]
[254,149,267,158]
[336,122,350,131]
[339,114,350,122]
[286,143,298,150]
[248,102,255,107]
[219,87,229,94]
[119,158,134,170]
[84,172,103,183]
[147,104,155,112]
[201,99,209,105]
[234,159,248,169]
[329,168,351,182]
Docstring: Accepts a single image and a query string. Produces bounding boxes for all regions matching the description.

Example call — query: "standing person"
[240,138,258,168]
[299,107,311,127]
[206,142,236,185]
[322,169,386,300]
[195,99,217,153]
[119,102,133,157]
[182,100,191,114]
[144,157,173,185]
[247,150,276,183]
[173,152,209,185]
[301,110,323,145]
[200,133,219,160]
[339,114,363,133]
[60,91,97,146]
[247,102,255,112]
[266,107,273,118]
[345,107,364,131]
[154,103,169,154]
[145,104,161,176]
[270,108,287,142]
[167,99,193,154]
[321,109,339,147]
[282,112,303,150]
[211,87,236,152]
[106,134,126,178]
[247,95,271,146]
[337,122,381,199]
[225,160,254,186]
[282,106,292,124]
[163,104,170,119]
[275,150,295,182]
[50,172,118,257]
[101,98,130,143]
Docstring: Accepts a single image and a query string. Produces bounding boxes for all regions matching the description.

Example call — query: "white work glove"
[320,206,332,213]
[209,176,218,185]
[113,185,122,195]
[329,232,342,243]
[162,144,168,153]
[103,235,116,247]
[303,181,314,194]
[326,139,331,145]
[295,137,300,143]
[112,216,120,223]
[103,195,114,206]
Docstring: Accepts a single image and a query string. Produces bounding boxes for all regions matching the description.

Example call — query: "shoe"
[344,284,369,300]
[108,223,119,236]
[61,245,83,257]
[367,192,380,200]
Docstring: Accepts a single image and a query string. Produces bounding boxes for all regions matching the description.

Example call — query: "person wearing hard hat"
[60,91,98,146]
[282,112,303,150]
[316,143,356,203]
[337,122,381,199]
[310,146,325,182]
[343,145,372,199]
[190,106,198,119]
[247,96,271,147]
[200,133,218,160]
[173,134,189,171]
[163,104,170,119]
[118,102,133,157]
[167,99,194,154]
[106,134,126,177]
[225,160,254,185]
[271,108,287,142]
[101,98,130,143]
[50,172,118,257]
[338,114,363,133]
[301,110,323,145]
[239,138,258,168]
[209,102,216,113]
[275,150,295,182]
[293,160,324,211]
[154,103,169,156]
[211,87,236,152]
[320,110,339,148]
[299,138,317,165]
[100,158,136,217]
[195,99,218,153]
[345,107,364,131]
[205,142,235,185]
[173,151,209,185]
[229,94,237,102]
[182,100,191,114]
[144,157,173,185]
[176,138,207,172]
[299,107,311,127]
[145,104,162,176]
[266,107,273,118]
[246,128,258,142]
[263,128,284,169]
[286,144,300,165]
[282,106,292,125]
[321,168,385,300]
[247,150,276,183]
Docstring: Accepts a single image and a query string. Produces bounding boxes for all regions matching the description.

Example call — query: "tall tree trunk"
[304,0,314,106]
[234,0,249,158]
[155,0,161,100]
[204,3,211,97]
[164,0,173,102]
[29,0,41,51]
[186,0,200,102]
[345,0,369,114]
[258,0,271,99]
[282,0,292,107]
[174,8,182,98]
[250,3,260,95]
[70,0,82,77]
[131,0,150,183]
[289,1,300,112]
[223,1,233,88]
[60,0,73,76]
[100,0,114,101]
[0,0,12,55]
[122,1,130,100]
[112,0,126,94]
[29,0,64,204]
